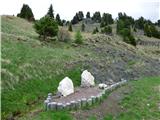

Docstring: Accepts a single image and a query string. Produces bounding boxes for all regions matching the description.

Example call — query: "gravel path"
[52,86,103,104]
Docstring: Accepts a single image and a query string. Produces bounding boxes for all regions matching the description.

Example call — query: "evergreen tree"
[135,17,145,29]
[81,23,85,32]
[68,23,73,32]
[116,13,136,46]
[71,14,79,24]
[144,23,151,37]
[157,20,160,27]
[34,16,58,40]
[47,4,54,19]
[78,11,84,21]
[92,27,99,34]
[92,12,101,23]
[101,26,112,34]
[17,4,35,21]
[56,14,62,26]
[75,31,83,44]
[86,12,90,18]
[101,13,114,27]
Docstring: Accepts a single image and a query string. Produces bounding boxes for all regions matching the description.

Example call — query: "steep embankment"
[1,15,160,119]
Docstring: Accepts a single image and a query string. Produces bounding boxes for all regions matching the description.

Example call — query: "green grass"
[19,111,73,120]
[1,15,96,119]
[106,77,160,120]
[2,15,160,120]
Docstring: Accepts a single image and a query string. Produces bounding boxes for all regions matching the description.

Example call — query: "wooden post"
[50,102,57,110]
[57,103,63,110]
[70,101,76,110]
[44,100,49,110]
[81,98,87,107]
[87,98,92,106]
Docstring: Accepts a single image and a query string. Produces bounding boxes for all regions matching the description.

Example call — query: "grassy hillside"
[1,15,160,120]
[1,15,94,119]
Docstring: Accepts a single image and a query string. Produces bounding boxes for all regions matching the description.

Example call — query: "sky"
[0,0,159,22]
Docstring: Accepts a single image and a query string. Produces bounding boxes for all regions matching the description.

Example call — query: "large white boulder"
[81,70,95,87]
[58,77,74,97]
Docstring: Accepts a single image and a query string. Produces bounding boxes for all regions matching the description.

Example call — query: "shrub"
[92,27,99,34]
[58,28,71,42]
[101,26,112,34]
[68,23,72,32]
[56,14,63,26]
[81,23,85,32]
[74,31,83,44]
[34,16,58,40]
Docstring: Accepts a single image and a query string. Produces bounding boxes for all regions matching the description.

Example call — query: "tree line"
[17,4,160,46]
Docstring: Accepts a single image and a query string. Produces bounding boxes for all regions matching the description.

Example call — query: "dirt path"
[72,84,132,120]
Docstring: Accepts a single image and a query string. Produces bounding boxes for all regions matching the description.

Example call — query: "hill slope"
[1,15,160,119]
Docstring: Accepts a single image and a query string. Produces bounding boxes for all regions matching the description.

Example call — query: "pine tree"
[81,23,85,32]
[34,16,58,40]
[56,14,62,26]
[68,23,73,32]
[75,31,83,44]
[86,12,90,18]
[17,4,35,21]
[47,4,54,19]
[92,12,101,23]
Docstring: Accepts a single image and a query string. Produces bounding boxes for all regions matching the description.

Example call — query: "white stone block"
[58,77,74,97]
[81,70,95,87]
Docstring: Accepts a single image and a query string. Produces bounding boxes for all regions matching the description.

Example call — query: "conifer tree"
[17,4,35,21]
[47,4,54,19]
[68,23,73,32]
[56,14,62,26]
[81,23,85,32]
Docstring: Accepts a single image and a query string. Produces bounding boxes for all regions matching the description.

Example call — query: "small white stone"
[81,70,95,87]
[58,77,74,97]
[99,83,108,89]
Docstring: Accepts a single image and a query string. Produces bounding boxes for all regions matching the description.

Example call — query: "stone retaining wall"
[44,80,127,111]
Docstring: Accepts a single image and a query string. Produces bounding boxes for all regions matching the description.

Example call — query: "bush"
[92,27,99,34]
[58,28,71,42]
[34,16,58,40]
[68,23,72,32]
[101,26,112,34]
[81,23,85,32]
[74,31,83,44]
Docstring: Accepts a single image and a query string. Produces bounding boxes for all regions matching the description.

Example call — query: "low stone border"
[44,80,127,111]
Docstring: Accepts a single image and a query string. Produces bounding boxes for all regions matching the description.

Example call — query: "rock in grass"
[48,93,52,96]
[81,70,95,87]
[58,77,74,97]
[47,97,51,102]
[99,83,108,89]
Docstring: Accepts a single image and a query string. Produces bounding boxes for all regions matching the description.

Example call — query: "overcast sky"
[0,0,159,22]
